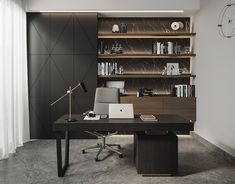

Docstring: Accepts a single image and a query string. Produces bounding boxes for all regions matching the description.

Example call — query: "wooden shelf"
[121,95,196,98]
[98,54,196,59]
[98,32,196,39]
[98,74,196,79]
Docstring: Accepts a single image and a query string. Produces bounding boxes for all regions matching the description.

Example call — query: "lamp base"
[65,118,77,122]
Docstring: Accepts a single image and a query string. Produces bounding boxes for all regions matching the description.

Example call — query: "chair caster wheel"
[119,154,123,158]
[95,157,99,162]
[118,145,121,149]
[82,150,86,154]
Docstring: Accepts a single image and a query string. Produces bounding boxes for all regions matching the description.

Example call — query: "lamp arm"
[71,83,81,92]
[51,92,69,106]
[50,82,82,106]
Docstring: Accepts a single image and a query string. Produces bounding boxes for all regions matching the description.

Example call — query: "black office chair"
[82,87,123,161]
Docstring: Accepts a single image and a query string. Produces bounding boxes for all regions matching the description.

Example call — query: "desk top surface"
[53,114,194,132]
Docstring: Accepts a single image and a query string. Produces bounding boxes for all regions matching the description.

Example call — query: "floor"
[0,135,235,184]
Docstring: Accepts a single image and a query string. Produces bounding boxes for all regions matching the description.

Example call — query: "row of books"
[171,85,195,97]
[98,62,118,76]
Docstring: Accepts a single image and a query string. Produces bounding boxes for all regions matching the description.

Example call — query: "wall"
[27,13,97,138]
[194,0,235,157]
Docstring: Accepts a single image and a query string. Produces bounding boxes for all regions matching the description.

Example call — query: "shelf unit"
[97,17,196,121]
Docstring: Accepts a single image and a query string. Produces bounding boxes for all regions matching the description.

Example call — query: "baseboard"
[191,132,235,165]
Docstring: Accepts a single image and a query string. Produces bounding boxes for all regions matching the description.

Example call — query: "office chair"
[82,87,123,161]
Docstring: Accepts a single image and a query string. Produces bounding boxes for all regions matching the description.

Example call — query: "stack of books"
[98,62,118,76]
[140,115,158,122]
[171,84,195,97]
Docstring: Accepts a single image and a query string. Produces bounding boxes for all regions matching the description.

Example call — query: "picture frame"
[167,63,180,75]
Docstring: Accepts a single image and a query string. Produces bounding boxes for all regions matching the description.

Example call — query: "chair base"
[82,141,123,161]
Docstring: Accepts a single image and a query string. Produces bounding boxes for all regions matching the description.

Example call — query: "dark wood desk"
[53,114,193,177]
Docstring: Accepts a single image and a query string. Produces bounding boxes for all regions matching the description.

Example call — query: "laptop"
[109,104,134,119]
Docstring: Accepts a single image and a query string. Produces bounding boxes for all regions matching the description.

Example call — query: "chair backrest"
[93,87,120,115]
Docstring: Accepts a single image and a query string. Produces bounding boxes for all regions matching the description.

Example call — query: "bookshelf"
[97,17,196,121]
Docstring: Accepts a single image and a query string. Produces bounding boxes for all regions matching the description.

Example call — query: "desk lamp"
[51,82,87,122]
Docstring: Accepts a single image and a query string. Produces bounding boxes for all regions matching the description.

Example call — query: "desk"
[53,114,193,177]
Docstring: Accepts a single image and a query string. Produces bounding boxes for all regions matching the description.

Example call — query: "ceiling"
[26,0,200,17]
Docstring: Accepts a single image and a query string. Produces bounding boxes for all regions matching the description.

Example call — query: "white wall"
[194,0,235,157]
[26,0,200,16]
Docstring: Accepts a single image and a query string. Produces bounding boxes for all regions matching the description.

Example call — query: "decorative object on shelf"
[51,82,87,122]
[185,21,190,32]
[171,21,184,31]
[167,63,180,75]
[110,42,123,54]
[138,88,153,97]
[112,24,120,33]
[111,44,115,54]
[218,1,235,38]
[99,41,104,54]
[104,44,109,54]
[118,65,124,75]
[120,23,127,33]
[162,66,167,75]
[183,46,191,54]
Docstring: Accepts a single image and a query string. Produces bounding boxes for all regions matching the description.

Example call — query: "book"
[140,115,158,121]
[105,62,108,75]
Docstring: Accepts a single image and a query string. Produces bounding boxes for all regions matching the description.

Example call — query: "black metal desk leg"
[56,131,70,177]
[64,131,70,168]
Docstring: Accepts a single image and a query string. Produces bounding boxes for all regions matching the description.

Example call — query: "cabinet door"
[163,97,196,121]
[121,96,164,115]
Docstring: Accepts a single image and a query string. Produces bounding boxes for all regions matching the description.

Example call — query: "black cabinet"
[134,132,178,175]
[27,13,97,138]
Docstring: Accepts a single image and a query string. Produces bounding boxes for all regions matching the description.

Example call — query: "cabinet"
[121,96,196,121]
[97,17,196,121]
[134,132,178,175]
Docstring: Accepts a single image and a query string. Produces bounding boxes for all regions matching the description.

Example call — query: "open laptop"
[109,104,134,119]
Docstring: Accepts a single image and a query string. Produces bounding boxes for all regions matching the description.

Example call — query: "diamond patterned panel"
[27,13,97,138]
